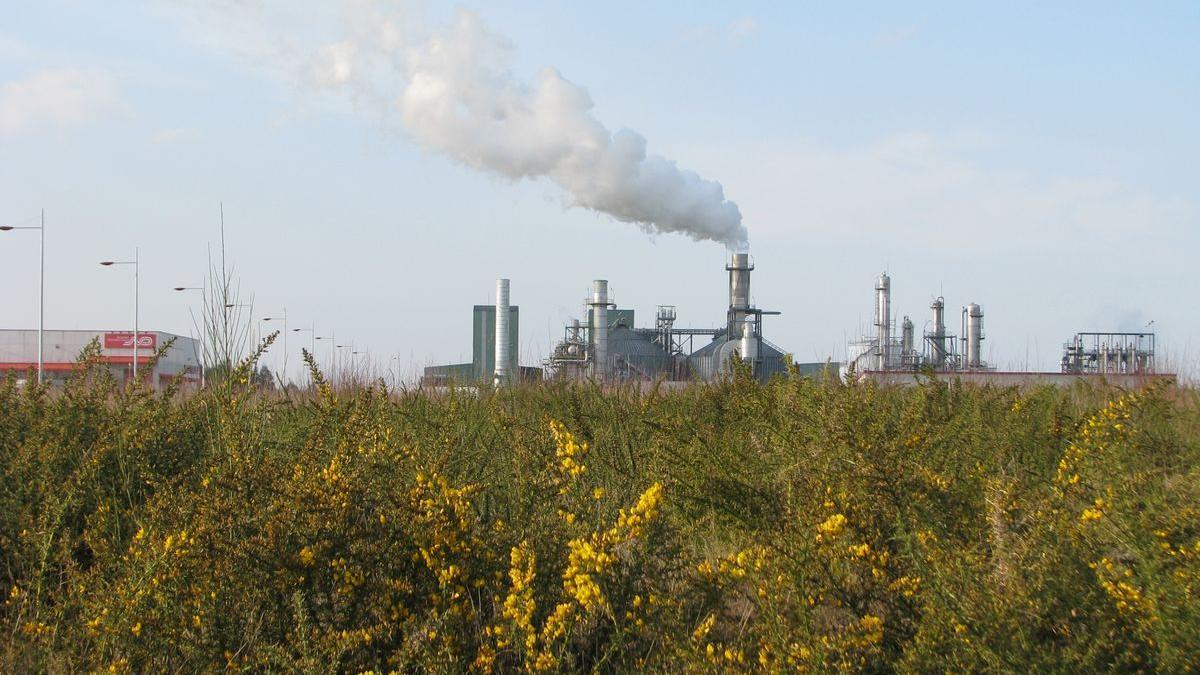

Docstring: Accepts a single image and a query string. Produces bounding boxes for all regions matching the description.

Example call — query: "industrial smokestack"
[494,278,511,387]
[875,273,891,370]
[726,253,753,336]
[965,302,984,369]
[590,280,609,380]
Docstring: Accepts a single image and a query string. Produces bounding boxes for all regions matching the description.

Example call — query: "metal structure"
[1061,332,1156,375]
[845,273,985,375]
[545,253,790,383]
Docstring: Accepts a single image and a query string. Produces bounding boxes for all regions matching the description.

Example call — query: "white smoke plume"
[304,8,747,247]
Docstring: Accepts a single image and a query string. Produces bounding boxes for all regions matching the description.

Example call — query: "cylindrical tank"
[590,280,609,379]
[875,273,891,370]
[494,279,510,386]
[740,321,758,372]
[728,253,752,310]
[930,297,946,368]
[965,302,984,369]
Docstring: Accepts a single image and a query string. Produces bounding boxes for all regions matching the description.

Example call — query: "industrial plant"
[424,253,824,387]
[843,272,1165,387]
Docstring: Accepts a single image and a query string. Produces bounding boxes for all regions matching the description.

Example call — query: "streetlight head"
[0,226,13,231]
[292,328,302,332]
[173,287,186,291]
[100,261,115,266]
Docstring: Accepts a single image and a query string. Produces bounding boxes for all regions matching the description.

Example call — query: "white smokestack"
[494,278,510,387]
[304,9,747,247]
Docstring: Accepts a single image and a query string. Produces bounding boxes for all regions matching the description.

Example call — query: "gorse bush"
[1,346,1198,672]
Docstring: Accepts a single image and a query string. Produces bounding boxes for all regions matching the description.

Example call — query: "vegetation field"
[2,346,1198,672]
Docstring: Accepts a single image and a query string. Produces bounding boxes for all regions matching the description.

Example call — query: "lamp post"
[337,343,354,386]
[292,323,316,386]
[315,332,336,384]
[1,209,45,384]
[261,309,288,385]
[100,248,139,382]
[173,285,206,388]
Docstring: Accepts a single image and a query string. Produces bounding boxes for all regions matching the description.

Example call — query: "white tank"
[590,280,609,379]
[965,303,984,369]
[875,273,891,370]
[494,278,510,387]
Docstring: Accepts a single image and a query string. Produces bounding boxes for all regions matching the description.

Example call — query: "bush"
[2,351,1198,671]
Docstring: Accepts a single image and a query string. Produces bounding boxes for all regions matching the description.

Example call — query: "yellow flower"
[131,622,142,637]
[817,513,847,539]
[299,546,315,566]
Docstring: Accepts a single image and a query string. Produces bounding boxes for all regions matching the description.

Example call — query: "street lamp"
[99,248,140,382]
[173,285,206,388]
[1,209,45,384]
[261,309,288,384]
[314,332,336,383]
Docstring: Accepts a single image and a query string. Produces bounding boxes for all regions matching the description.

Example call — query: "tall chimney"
[726,253,753,334]
[494,278,511,386]
[590,280,609,379]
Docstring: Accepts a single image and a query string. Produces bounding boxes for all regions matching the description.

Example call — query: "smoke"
[305,8,747,247]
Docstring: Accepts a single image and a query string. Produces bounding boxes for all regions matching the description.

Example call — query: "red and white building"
[0,329,201,390]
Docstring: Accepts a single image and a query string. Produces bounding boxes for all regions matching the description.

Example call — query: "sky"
[1,1,1197,383]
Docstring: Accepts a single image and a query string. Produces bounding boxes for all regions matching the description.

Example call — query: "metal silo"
[740,321,758,374]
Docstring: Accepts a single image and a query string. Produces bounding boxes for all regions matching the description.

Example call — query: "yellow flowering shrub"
[0,345,1196,671]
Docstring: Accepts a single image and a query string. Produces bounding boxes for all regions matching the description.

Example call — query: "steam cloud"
[309,9,747,247]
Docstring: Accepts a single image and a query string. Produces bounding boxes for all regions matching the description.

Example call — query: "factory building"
[0,329,201,390]
[421,284,543,386]
[546,253,802,383]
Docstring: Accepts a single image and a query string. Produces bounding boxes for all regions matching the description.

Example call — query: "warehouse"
[0,329,201,390]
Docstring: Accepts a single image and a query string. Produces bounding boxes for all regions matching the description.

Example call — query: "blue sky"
[1,1,1197,381]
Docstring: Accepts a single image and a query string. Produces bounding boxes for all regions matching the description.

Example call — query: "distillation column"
[875,273,891,370]
[590,280,609,379]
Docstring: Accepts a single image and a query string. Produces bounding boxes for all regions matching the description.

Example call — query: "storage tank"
[494,278,511,386]
[875,273,891,370]
[965,303,984,369]
[590,280,609,379]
